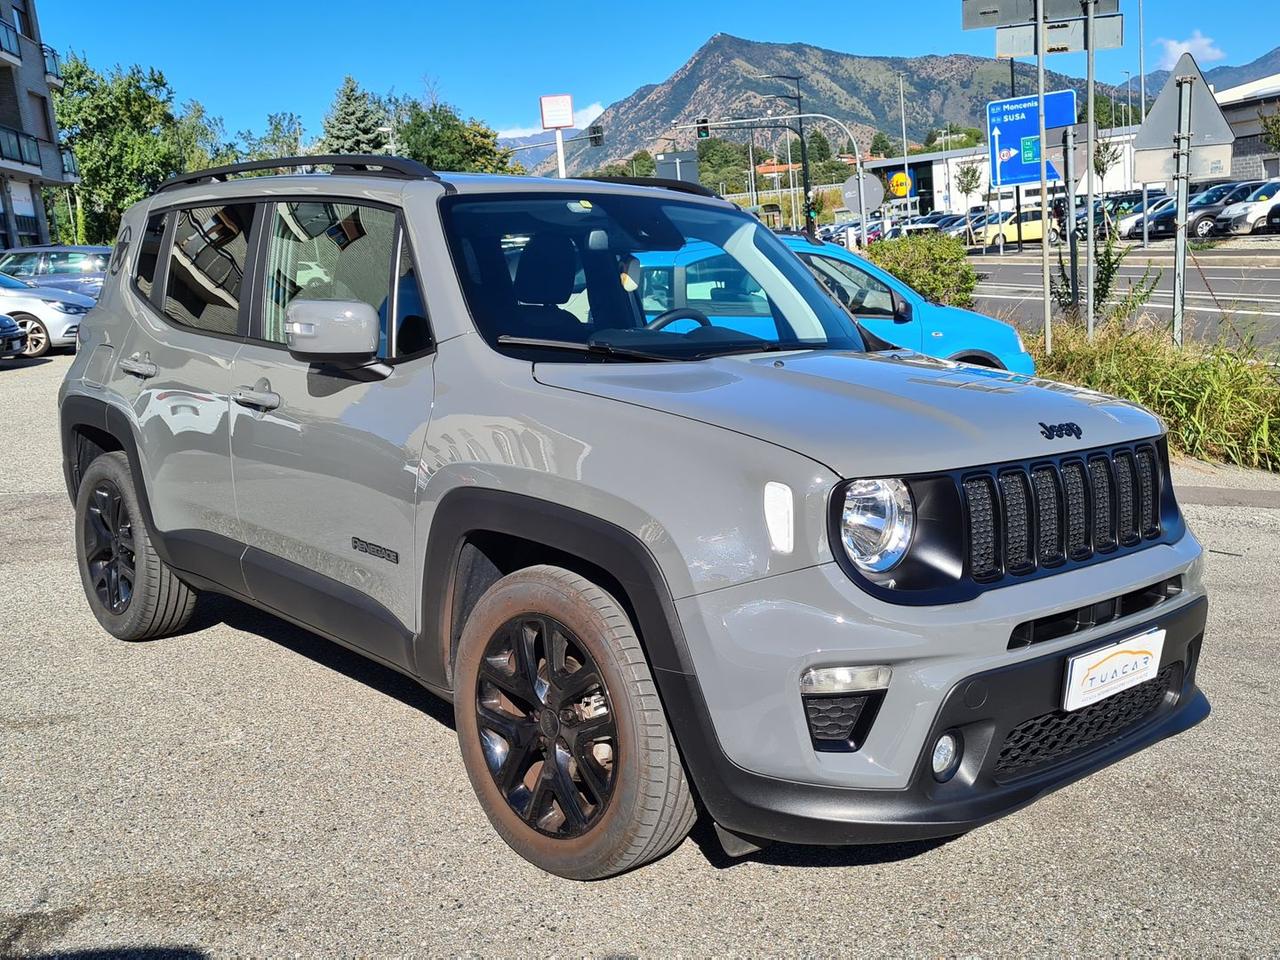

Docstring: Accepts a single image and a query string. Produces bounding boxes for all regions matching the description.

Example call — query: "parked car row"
[0,244,111,360]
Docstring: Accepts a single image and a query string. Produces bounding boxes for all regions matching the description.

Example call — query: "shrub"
[1033,323,1280,470]
[866,232,977,307]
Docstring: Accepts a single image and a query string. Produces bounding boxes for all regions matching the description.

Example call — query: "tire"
[74,451,197,641]
[1193,217,1214,239]
[14,313,49,358]
[453,565,696,880]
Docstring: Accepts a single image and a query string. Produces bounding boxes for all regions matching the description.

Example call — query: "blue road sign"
[986,89,1077,187]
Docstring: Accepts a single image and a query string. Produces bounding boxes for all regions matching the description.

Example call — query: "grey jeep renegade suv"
[59,156,1209,879]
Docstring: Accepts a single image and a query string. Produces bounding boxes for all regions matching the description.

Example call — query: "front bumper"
[1213,216,1254,236]
[0,331,25,357]
[669,594,1207,846]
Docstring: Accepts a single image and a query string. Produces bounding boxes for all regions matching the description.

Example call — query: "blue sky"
[38,0,1271,141]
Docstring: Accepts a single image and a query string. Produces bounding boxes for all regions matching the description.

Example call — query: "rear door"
[115,201,254,589]
[228,198,435,668]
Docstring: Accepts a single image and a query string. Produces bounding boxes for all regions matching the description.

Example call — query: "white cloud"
[1154,29,1225,72]
[497,101,605,140]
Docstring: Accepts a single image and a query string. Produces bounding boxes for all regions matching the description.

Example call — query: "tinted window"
[47,250,109,275]
[135,214,166,298]
[801,254,895,318]
[0,251,39,276]
[261,201,397,352]
[392,236,432,356]
[164,203,256,335]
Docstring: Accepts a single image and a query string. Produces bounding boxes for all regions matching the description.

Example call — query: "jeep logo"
[1039,421,1083,440]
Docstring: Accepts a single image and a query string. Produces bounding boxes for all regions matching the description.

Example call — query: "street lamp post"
[1123,70,1133,126]
[758,75,814,234]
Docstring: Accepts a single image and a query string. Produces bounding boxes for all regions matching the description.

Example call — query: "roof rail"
[580,175,719,198]
[157,154,441,193]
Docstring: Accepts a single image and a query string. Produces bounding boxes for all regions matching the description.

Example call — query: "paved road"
[3,355,1280,957]
[971,246,1280,345]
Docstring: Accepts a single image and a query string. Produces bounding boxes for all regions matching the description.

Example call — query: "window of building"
[261,201,404,356]
[28,92,52,141]
[163,203,255,336]
[12,0,32,39]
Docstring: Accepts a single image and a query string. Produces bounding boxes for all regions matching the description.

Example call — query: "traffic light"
[588,124,604,147]
[696,117,710,140]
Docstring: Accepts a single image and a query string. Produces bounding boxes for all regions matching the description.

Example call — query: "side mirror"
[893,298,913,324]
[285,299,379,364]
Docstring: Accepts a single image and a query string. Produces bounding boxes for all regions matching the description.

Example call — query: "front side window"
[441,192,863,362]
[164,203,256,335]
[800,253,895,318]
[1246,182,1280,203]
[0,251,38,276]
[261,201,400,355]
[134,213,167,298]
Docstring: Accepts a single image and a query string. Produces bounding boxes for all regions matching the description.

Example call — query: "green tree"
[956,162,984,242]
[240,112,305,162]
[807,128,832,163]
[320,75,387,154]
[870,131,892,157]
[1259,102,1280,153]
[631,149,656,177]
[399,100,519,173]
[52,55,183,242]
[170,99,239,172]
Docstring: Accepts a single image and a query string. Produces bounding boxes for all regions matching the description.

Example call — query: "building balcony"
[0,123,41,172]
[60,145,77,181]
[0,20,20,67]
[43,45,62,88]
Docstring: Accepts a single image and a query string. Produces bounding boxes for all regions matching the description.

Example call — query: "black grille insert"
[960,443,1162,583]
[803,691,885,752]
[993,663,1178,781]
[1008,575,1183,649]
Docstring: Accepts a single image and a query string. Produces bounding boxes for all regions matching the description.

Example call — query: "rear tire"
[74,451,197,641]
[453,565,696,879]
[14,314,48,358]
[1193,217,1214,238]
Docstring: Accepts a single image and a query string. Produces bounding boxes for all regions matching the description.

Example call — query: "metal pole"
[1011,58,1024,251]
[1139,0,1149,248]
[1172,75,1193,346]
[1037,0,1051,354]
[786,134,796,229]
[1065,124,1080,308]
[1085,0,1097,339]
[747,134,756,206]
[554,127,566,179]
[899,74,910,210]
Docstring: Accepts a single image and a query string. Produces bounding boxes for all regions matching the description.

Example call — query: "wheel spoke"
[477,705,538,792]
[558,667,603,704]
[106,560,121,610]
[513,619,545,702]
[547,747,588,833]
[93,487,115,533]
[573,739,611,804]
[478,657,538,710]
[524,771,555,826]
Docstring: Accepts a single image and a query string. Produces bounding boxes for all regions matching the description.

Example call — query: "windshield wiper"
[496,335,683,362]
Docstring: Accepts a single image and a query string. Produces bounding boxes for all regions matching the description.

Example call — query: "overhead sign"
[1132,52,1235,183]
[986,89,1076,186]
[962,0,1118,30]
[539,94,575,130]
[995,14,1123,58]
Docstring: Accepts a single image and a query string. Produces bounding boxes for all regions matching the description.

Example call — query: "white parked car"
[1214,180,1280,236]
[1120,195,1173,239]
[0,272,94,358]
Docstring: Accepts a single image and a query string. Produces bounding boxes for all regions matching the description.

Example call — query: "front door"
[228,199,435,669]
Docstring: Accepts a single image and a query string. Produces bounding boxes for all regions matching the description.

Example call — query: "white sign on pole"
[539,94,575,130]
[1132,52,1235,183]
[996,15,1123,59]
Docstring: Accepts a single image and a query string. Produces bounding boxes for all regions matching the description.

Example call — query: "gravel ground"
[2,355,1279,957]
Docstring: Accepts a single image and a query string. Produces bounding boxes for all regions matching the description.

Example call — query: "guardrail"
[0,19,19,59]
[0,124,40,167]
[60,146,77,177]
[42,44,60,80]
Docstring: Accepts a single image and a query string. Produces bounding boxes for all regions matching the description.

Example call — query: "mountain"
[1136,44,1280,101]
[499,128,582,169]
[545,33,1124,176]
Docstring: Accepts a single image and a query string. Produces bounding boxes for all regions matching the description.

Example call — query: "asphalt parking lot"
[3,354,1280,957]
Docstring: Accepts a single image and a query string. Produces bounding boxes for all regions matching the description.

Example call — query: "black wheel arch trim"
[947,348,1004,369]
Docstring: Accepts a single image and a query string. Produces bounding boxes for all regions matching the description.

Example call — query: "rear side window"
[260,201,404,356]
[135,213,167,298]
[47,250,108,275]
[164,203,256,335]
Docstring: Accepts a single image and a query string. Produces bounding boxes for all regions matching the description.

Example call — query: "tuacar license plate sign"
[1063,630,1166,712]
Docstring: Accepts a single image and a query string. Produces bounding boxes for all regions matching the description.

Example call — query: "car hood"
[1219,201,1254,217]
[0,285,95,306]
[533,351,1160,477]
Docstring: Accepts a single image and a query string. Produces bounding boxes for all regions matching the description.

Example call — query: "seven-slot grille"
[963,444,1162,582]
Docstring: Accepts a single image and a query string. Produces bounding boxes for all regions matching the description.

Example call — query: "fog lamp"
[931,732,961,781]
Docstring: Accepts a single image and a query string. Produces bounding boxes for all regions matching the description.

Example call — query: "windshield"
[1246,181,1280,203]
[0,272,30,289]
[1190,184,1231,206]
[441,192,864,361]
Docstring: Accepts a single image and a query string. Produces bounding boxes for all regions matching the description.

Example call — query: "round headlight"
[840,478,915,573]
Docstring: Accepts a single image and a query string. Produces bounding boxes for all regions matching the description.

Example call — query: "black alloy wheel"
[83,479,136,614]
[475,614,617,838]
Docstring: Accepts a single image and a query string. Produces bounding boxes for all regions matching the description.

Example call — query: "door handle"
[120,354,157,379]
[232,380,281,411]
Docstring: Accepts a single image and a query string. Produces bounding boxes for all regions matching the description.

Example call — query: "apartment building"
[0,0,76,246]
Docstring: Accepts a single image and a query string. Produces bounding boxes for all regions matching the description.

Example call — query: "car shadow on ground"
[183,592,456,731]
[685,817,954,871]
[0,357,51,370]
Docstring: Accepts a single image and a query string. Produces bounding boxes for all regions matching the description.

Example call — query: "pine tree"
[319,76,387,155]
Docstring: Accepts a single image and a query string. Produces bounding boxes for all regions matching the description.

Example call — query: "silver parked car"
[0,272,93,357]
[0,245,111,299]
[59,155,1209,880]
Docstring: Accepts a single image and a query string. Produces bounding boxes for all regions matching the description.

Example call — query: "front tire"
[1193,217,1215,238]
[15,314,48,358]
[74,451,197,641]
[453,565,695,879]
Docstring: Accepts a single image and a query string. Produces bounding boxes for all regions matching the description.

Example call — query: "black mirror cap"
[894,298,913,324]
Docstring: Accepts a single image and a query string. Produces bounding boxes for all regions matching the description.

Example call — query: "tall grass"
[1033,323,1280,471]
